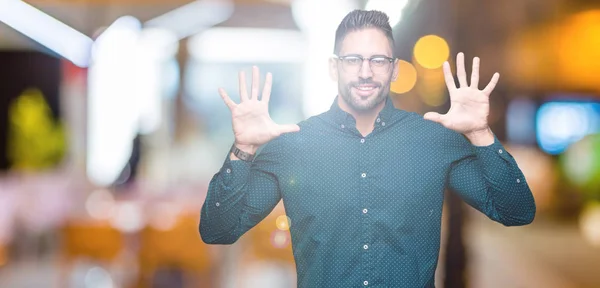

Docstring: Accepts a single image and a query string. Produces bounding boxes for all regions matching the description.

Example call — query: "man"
[200,9,536,288]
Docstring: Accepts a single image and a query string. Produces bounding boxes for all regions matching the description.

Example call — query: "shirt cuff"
[220,153,253,188]
[470,134,527,187]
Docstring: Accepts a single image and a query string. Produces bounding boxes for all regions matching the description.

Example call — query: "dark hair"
[333,10,395,56]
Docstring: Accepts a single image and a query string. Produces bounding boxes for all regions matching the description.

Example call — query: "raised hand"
[423,52,499,135]
[219,66,300,153]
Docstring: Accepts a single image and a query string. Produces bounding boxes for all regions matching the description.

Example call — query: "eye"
[370,58,387,66]
[344,57,361,65]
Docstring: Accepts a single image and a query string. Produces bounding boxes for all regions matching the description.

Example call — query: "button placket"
[358,137,372,287]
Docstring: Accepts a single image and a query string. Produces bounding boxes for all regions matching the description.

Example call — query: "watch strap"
[230,144,255,162]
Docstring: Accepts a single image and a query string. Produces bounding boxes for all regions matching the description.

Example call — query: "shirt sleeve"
[446,132,536,226]
[199,137,284,244]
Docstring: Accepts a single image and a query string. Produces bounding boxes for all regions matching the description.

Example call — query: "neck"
[337,96,387,136]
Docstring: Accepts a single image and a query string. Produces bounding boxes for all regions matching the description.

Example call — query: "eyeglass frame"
[332,54,396,74]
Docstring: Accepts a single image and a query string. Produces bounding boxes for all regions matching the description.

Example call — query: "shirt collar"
[327,95,397,126]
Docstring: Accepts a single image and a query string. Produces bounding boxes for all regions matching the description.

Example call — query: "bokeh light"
[270,230,291,249]
[413,35,450,69]
[276,215,291,231]
[556,10,600,92]
[365,0,409,27]
[149,202,180,231]
[579,201,600,247]
[109,201,144,233]
[561,133,600,199]
[390,60,417,94]
[537,102,600,155]
[85,189,116,220]
[84,266,114,288]
[415,64,447,107]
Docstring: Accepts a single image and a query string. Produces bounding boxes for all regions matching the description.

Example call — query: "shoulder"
[257,115,320,154]
[254,115,325,166]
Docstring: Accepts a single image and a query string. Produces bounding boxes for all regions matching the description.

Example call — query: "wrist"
[464,127,495,146]
[230,143,258,161]
[234,143,258,155]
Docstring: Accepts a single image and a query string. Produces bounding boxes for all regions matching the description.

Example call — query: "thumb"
[277,124,300,134]
[423,112,444,124]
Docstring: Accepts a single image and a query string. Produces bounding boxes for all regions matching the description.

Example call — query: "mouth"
[352,85,379,97]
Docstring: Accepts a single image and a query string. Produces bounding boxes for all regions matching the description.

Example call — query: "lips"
[355,85,376,91]
[352,85,379,97]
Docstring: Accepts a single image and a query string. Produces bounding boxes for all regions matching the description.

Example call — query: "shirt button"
[226,168,231,173]
[364,280,369,286]
[381,122,386,126]
[361,173,366,178]
[341,124,345,129]
[215,202,220,207]
[498,149,503,154]
[376,118,381,123]
[363,208,368,214]
[360,138,365,143]
[363,244,369,250]
[516,178,521,183]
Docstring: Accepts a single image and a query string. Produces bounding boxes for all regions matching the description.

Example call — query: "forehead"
[338,28,393,57]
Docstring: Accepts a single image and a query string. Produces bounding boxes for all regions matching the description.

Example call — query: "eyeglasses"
[333,54,395,75]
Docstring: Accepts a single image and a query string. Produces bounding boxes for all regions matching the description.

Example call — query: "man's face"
[330,28,399,112]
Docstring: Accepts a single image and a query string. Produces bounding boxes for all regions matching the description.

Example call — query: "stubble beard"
[339,77,391,112]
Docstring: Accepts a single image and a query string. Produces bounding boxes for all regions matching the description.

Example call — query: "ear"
[391,58,400,81]
[328,57,339,82]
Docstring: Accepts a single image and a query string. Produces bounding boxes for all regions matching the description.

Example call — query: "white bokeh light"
[88,17,178,186]
[291,0,360,117]
[365,0,410,27]
[109,201,144,233]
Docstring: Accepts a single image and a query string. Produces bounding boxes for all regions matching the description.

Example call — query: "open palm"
[219,66,300,148]
[424,53,499,134]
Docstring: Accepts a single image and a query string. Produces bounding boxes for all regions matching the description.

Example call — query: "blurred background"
[0,0,599,287]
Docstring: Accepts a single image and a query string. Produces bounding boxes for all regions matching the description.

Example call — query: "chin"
[349,91,383,111]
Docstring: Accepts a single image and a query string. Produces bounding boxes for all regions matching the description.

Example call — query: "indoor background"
[0,0,599,287]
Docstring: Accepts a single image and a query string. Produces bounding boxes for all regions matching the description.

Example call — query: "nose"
[358,59,373,78]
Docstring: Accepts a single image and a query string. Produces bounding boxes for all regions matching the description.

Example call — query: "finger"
[262,72,273,102]
[442,61,456,91]
[423,112,444,124]
[239,70,249,102]
[456,52,468,87]
[251,66,259,100]
[277,124,301,134]
[218,88,236,109]
[470,57,480,89]
[482,72,500,95]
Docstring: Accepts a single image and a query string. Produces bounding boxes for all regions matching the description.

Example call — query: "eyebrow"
[341,54,392,58]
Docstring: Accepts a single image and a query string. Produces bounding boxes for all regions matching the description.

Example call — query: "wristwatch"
[230,144,255,162]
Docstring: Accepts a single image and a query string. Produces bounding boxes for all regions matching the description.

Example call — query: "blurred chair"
[59,220,125,287]
[136,212,216,288]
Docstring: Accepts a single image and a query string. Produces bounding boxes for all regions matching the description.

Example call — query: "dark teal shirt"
[200,96,536,288]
